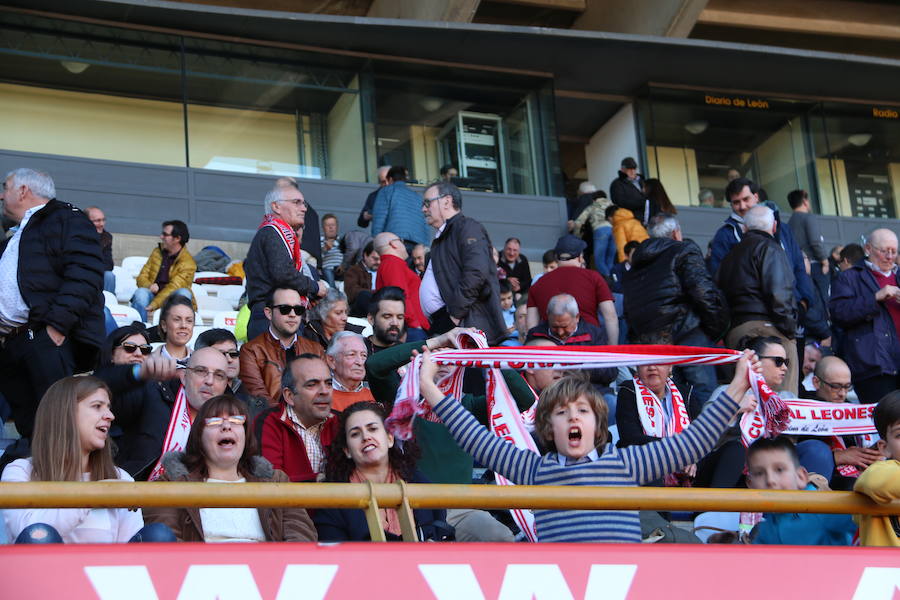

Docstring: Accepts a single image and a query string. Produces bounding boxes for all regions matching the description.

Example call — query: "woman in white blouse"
[2,376,174,543]
[144,395,317,542]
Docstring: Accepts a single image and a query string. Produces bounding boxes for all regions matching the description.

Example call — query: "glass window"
[0,14,185,166]
[372,73,561,195]
[641,88,817,212]
[813,102,900,218]
[183,39,365,181]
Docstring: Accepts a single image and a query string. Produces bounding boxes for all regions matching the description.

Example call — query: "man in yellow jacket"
[131,220,196,321]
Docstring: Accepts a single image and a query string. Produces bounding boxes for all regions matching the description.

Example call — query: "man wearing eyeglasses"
[797,356,882,489]
[131,220,196,322]
[245,179,329,341]
[419,182,506,344]
[240,287,322,406]
[831,228,900,405]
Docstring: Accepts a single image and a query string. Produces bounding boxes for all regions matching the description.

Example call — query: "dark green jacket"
[366,341,535,484]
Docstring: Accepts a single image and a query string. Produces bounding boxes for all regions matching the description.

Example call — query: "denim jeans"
[131,287,192,322]
[592,227,616,277]
[103,270,116,294]
[321,267,337,289]
[673,329,719,411]
[103,306,119,335]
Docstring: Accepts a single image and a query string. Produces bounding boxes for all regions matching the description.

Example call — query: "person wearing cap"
[610,157,651,226]
[419,182,506,344]
[526,234,618,347]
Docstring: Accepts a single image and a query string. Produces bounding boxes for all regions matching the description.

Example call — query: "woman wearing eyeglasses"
[144,395,317,543]
[92,323,181,479]
[301,288,364,353]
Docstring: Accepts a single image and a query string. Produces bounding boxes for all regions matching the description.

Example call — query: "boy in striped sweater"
[419,350,760,542]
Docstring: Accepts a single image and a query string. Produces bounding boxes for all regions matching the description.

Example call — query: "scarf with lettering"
[259,214,310,307]
[148,385,191,481]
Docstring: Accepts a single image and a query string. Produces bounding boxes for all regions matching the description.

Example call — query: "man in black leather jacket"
[623,214,729,406]
[718,205,799,394]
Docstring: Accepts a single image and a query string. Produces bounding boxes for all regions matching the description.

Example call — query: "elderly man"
[830,228,900,404]
[708,177,813,312]
[258,353,338,482]
[245,179,328,341]
[526,294,616,388]
[527,234,618,346]
[718,205,799,394]
[374,232,428,341]
[0,168,105,441]
[326,331,374,412]
[194,328,256,414]
[240,287,322,406]
[131,220,196,322]
[497,237,532,297]
[624,214,729,406]
[420,182,506,343]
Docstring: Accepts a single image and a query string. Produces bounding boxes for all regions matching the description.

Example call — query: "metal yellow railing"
[1,482,897,542]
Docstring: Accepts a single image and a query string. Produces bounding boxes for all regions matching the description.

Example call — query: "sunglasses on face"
[761,355,790,368]
[220,349,240,359]
[118,342,152,356]
[271,304,305,316]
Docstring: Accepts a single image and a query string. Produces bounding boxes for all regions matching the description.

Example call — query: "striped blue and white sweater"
[432,391,739,542]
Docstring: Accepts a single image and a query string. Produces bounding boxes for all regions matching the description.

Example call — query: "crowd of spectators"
[0,159,898,548]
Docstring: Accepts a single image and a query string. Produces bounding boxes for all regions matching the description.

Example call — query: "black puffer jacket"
[429,212,506,344]
[0,199,105,370]
[624,238,729,342]
[717,230,797,338]
[609,171,649,223]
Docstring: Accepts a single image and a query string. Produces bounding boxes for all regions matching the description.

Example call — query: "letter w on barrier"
[420,564,637,600]
[85,564,338,600]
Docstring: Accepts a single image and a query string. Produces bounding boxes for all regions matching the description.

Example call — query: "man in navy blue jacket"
[709,177,814,312]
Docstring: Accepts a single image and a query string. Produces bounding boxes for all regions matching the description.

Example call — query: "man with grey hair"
[245,179,328,340]
[0,168,105,441]
[326,331,374,412]
[526,293,616,386]
[623,214,728,406]
[830,227,900,404]
[718,205,799,393]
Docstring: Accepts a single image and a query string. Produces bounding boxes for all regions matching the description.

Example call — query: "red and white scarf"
[386,342,785,540]
[386,330,539,541]
[259,214,310,308]
[148,385,192,481]
[634,377,690,437]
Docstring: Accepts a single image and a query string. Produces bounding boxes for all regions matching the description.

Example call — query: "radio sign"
[873,107,898,119]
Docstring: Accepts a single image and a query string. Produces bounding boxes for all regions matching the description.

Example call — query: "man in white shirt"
[0,168,105,441]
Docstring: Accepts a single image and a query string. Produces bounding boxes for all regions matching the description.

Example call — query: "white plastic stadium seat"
[108,305,142,328]
[189,326,212,348]
[121,256,148,279]
[102,290,118,307]
[193,271,229,280]
[112,266,137,303]
[212,311,239,331]
[197,296,234,312]
[191,283,209,298]
[214,285,245,310]
[693,512,740,543]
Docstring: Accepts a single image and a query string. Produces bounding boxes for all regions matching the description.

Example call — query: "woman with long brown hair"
[314,401,452,541]
[144,394,317,542]
[1,376,173,543]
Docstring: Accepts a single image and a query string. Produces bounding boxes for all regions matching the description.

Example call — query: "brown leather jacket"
[143,452,317,543]
[239,330,323,405]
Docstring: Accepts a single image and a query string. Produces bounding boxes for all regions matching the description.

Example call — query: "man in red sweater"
[257,353,337,482]
[374,231,429,342]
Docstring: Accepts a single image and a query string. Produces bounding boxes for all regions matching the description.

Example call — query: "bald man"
[373,231,428,341]
[830,228,900,404]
